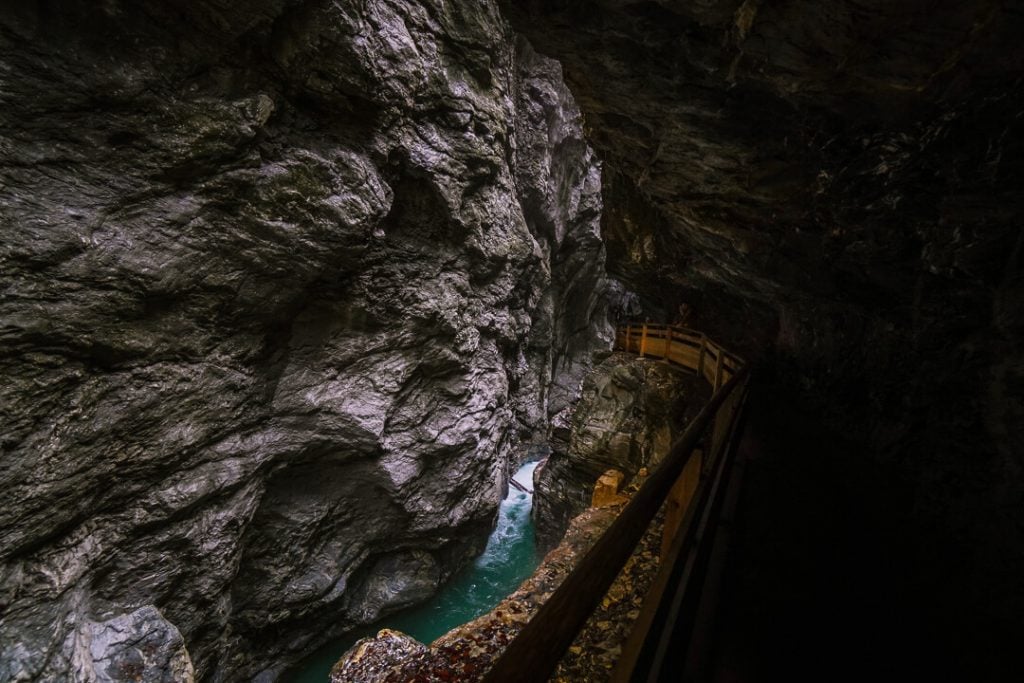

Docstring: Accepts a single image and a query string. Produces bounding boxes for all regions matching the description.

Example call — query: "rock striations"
[0,2,611,680]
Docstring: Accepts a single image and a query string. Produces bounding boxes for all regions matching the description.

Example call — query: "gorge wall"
[4,0,1024,680]
[504,0,1024,631]
[0,2,611,680]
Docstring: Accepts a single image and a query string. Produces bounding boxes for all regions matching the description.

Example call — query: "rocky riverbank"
[330,475,666,683]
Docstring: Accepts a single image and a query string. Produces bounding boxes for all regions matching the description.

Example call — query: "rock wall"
[504,0,1024,625]
[533,353,707,548]
[0,2,610,680]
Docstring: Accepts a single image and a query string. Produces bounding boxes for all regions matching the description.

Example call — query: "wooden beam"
[509,478,532,494]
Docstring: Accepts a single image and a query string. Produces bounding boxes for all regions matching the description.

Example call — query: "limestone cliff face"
[533,353,707,548]
[0,2,610,680]
[504,0,1024,624]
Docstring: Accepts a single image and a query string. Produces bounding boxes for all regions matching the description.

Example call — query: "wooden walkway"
[483,324,751,683]
[617,323,744,391]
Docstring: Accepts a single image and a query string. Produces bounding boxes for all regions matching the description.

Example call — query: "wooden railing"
[617,323,744,392]
[482,325,750,683]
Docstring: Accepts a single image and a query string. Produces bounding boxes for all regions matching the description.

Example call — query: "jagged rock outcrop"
[504,0,1024,631]
[533,353,707,548]
[0,2,610,680]
[512,40,611,439]
[86,606,195,683]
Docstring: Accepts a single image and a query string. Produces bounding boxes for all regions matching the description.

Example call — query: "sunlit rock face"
[505,0,1024,628]
[0,1,610,680]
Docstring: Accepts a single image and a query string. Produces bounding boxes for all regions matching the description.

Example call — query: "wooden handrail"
[612,376,750,681]
[481,336,750,683]
[614,323,744,372]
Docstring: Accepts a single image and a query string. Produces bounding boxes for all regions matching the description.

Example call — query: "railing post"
[697,335,706,379]
[661,448,702,561]
[625,323,632,353]
[713,346,723,391]
[706,387,730,473]
[640,322,648,358]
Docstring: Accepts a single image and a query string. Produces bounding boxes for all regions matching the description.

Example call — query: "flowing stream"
[285,460,541,682]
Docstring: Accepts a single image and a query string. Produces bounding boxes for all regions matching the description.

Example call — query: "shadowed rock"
[504,0,1024,638]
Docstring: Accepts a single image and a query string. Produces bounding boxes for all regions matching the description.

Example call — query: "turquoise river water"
[283,460,541,682]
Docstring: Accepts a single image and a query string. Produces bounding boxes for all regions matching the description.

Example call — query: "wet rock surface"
[534,353,708,548]
[0,2,611,680]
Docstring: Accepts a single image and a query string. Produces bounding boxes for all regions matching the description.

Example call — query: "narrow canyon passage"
[2,0,1022,681]
[286,461,540,682]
